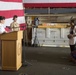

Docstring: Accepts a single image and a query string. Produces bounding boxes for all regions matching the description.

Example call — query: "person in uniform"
[10,15,20,31]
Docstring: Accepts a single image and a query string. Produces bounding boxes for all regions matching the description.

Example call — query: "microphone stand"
[22,28,32,66]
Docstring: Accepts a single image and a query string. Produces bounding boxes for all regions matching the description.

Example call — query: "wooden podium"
[0,31,23,70]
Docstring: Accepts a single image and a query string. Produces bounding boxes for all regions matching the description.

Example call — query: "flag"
[0,0,26,30]
[23,0,76,8]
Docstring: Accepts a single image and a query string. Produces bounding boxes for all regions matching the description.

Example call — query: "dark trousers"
[70,45,75,52]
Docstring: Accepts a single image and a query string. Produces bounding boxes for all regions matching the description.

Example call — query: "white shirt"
[0,23,5,34]
[69,26,76,45]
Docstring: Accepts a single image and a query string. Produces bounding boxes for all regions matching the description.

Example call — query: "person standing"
[0,16,7,34]
[10,15,20,31]
[67,19,76,62]
[0,16,7,69]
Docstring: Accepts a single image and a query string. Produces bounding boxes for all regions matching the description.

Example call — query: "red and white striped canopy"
[23,0,76,8]
[0,0,25,29]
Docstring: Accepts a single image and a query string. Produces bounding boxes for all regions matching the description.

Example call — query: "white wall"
[32,28,69,47]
